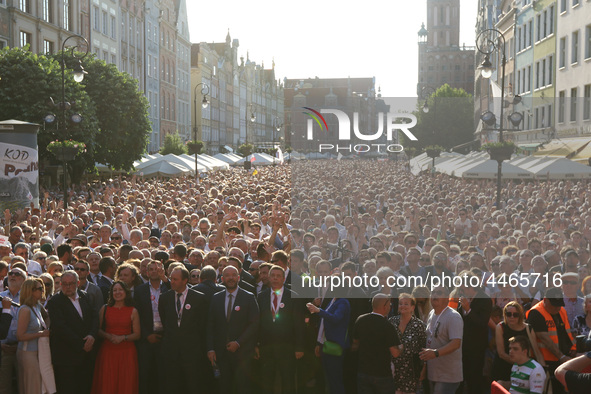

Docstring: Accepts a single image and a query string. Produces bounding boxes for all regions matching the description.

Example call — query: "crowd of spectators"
[0,160,591,394]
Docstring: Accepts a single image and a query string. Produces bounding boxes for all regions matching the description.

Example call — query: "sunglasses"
[506,312,521,318]
[8,272,24,277]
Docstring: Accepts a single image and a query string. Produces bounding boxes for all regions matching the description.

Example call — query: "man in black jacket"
[46,271,99,394]
[207,266,259,394]
[192,265,225,302]
[256,265,305,394]
[457,271,492,394]
[133,260,169,394]
[158,266,208,394]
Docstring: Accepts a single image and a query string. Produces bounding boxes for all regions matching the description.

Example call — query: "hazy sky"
[186,0,478,98]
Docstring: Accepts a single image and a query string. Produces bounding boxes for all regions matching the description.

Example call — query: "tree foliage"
[410,84,474,151]
[0,47,99,171]
[0,47,150,183]
[159,132,187,155]
[58,52,151,172]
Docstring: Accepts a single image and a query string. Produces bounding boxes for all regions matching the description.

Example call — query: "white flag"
[276,148,284,164]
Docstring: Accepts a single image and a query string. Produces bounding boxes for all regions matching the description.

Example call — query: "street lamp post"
[477,28,508,209]
[193,83,209,184]
[47,35,89,210]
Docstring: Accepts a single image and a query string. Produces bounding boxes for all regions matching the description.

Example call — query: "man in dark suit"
[207,266,260,394]
[226,256,256,294]
[46,271,99,394]
[0,297,14,361]
[97,256,116,303]
[192,265,225,302]
[158,265,208,394]
[457,271,492,394]
[228,247,256,286]
[134,260,170,394]
[257,265,305,394]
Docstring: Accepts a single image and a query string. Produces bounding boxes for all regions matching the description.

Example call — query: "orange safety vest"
[526,301,575,362]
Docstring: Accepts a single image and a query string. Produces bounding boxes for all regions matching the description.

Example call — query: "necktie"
[176,293,182,318]
[273,292,278,312]
[226,293,233,322]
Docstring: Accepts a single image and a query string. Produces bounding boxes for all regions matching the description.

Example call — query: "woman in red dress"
[92,281,140,394]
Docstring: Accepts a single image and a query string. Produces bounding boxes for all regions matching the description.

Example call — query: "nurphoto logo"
[302,107,418,153]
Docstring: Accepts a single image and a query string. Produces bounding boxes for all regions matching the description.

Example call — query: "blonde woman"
[411,286,433,324]
[16,278,50,394]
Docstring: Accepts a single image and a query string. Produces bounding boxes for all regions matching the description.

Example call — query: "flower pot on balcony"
[53,147,80,162]
[426,149,441,159]
[487,146,514,162]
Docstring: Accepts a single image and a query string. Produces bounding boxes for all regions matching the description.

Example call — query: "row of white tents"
[96,149,343,178]
[410,151,591,179]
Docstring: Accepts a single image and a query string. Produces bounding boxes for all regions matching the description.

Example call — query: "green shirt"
[509,358,546,394]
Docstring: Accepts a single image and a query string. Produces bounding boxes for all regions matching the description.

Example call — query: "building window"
[526,65,531,92]
[63,0,71,31]
[111,16,116,39]
[584,85,591,120]
[42,0,53,23]
[93,7,99,30]
[559,37,567,68]
[19,0,30,13]
[102,11,108,35]
[573,0,579,7]
[536,14,541,42]
[571,88,578,122]
[535,61,540,89]
[43,39,54,54]
[572,31,579,64]
[560,0,567,13]
[559,91,566,123]
[549,6,554,35]
[19,31,32,49]
[548,55,553,86]
[585,25,591,59]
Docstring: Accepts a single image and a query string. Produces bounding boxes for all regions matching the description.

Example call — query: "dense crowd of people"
[0,160,591,394]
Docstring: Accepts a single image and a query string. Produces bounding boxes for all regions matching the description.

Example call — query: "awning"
[570,142,591,164]
[533,138,591,158]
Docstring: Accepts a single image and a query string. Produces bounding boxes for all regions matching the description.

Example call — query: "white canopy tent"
[213,153,243,165]
[138,161,191,178]
[179,154,230,170]
[452,158,534,179]
[524,157,591,179]
[410,152,463,175]
[236,153,275,166]
[134,154,208,175]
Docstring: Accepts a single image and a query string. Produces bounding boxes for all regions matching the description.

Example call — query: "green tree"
[58,51,151,174]
[0,47,99,176]
[160,132,187,155]
[0,47,151,183]
[412,84,474,151]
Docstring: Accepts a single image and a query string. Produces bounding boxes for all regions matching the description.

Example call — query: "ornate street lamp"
[193,83,209,184]
[45,34,89,210]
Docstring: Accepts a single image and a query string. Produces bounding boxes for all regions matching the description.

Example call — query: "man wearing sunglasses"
[419,286,464,394]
